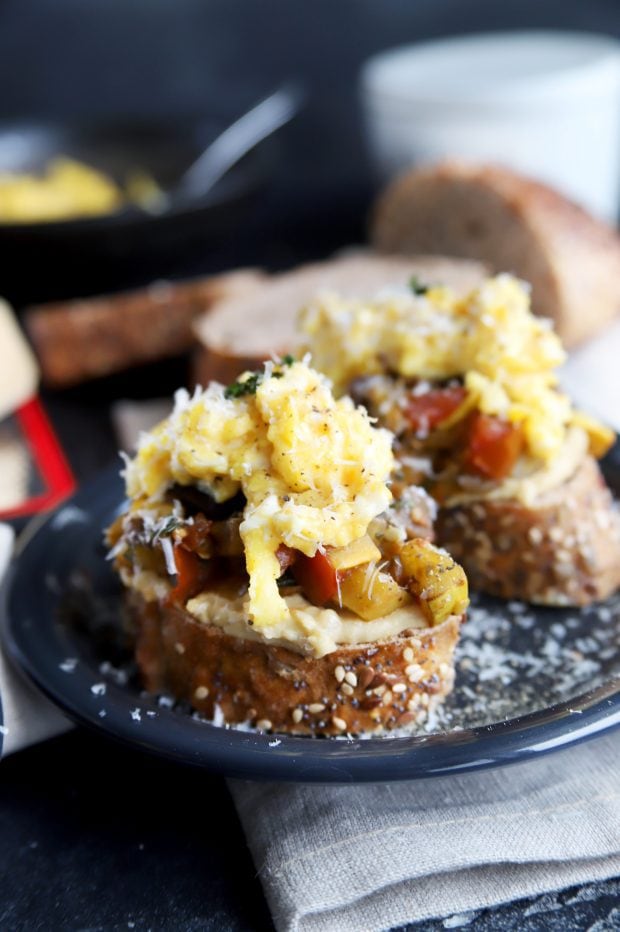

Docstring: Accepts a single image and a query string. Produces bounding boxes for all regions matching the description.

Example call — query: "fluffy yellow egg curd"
[298,274,613,465]
[0,158,123,222]
[123,360,397,632]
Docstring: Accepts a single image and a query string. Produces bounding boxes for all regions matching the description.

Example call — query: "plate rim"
[2,458,620,783]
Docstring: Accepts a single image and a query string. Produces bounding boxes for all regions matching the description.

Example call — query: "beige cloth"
[230,733,620,931]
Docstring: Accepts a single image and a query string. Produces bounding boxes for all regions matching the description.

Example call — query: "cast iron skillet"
[1,441,619,783]
[0,120,272,305]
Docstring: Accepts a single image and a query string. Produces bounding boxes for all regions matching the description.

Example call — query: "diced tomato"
[464,413,524,481]
[291,549,339,605]
[167,545,211,605]
[179,513,213,554]
[276,544,297,573]
[404,386,466,433]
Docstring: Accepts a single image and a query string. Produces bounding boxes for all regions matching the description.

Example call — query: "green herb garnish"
[410,276,429,296]
[152,516,183,542]
[224,372,262,399]
[224,358,295,399]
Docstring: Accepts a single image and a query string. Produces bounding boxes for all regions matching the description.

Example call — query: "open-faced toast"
[108,359,468,735]
[299,273,620,606]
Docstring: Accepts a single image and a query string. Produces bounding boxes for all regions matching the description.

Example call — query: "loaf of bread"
[371,161,620,347]
[25,269,265,387]
[192,251,487,386]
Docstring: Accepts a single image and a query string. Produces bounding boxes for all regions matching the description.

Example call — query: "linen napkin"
[229,733,620,931]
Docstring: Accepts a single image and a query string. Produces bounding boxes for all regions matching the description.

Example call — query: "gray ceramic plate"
[2,452,619,783]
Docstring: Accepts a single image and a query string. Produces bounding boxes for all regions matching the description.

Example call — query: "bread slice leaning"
[26,268,266,387]
[436,455,620,606]
[370,161,620,347]
[129,591,462,736]
[192,251,487,386]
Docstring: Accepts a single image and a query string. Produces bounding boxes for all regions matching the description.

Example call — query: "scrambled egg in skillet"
[298,274,613,465]
[124,359,394,630]
[0,158,123,222]
[0,157,162,222]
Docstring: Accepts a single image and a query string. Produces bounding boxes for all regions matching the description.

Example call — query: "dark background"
[2,3,620,930]
[2,0,620,269]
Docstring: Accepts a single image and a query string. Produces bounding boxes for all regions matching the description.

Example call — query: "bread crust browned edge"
[370,160,620,348]
[128,590,462,736]
[436,455,620,606]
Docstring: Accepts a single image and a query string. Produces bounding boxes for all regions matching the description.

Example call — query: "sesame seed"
[411,638,422,650]
[382,690,393,705]
[406,663,424,682]
[403,647,414,662]
[308,703,325,714]
[392,683,407,694]
[174,642,186,655]
[292,708,303,724]
[334,665,346,683]
[372,684,386,696]
[528,527,543,545]
[194,685,209,700]
[256,719,272,731]
[340,683,354,696]
[344,671,357,687]
[332,716,347,731]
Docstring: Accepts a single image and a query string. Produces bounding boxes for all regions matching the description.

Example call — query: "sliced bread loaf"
[192,251,487,385]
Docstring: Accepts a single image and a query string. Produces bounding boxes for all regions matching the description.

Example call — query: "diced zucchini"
[327,534,381,571]
[339,562,410,620]
[400,538,469,626]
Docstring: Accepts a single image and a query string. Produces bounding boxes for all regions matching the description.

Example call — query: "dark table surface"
[1,145,619,931]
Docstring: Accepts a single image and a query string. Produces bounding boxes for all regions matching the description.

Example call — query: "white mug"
[361,32,620,223]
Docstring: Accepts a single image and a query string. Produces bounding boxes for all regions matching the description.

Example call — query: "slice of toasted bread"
[436,455,620,606]
[371,161,620,347]
[192,251,487,387]
[25,269,265,387]
[129,591,461,736]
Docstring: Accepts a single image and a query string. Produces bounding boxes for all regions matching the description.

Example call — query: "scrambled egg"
[124,360,394,629]
[0,157,163,222]
[0,158,124,222]
[299,274,613,464]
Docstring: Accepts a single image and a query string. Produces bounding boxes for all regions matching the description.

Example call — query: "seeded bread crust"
[371,161,620,347]
[192,252,487,387]
[129,591,462,736]
[436,455,620,606]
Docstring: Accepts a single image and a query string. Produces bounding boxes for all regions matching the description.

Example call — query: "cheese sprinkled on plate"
[124,361,394,629]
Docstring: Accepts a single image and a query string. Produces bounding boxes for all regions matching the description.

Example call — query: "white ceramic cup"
[361,31,620,223]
